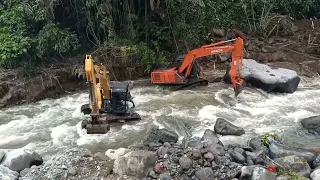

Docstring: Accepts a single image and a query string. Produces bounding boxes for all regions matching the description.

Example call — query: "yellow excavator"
[80,55,141,134]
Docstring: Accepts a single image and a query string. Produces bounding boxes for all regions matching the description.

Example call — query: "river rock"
[0,164,19,180]
[224,59,300,93]
[206,143,225,156]
[143,126,179,145]
[214,118,245,136]
[179,156,193,170]
[240,165,260,178]
[312,155,320,169]
[113,150,158,178]
[301,115,320,134]
[252,166,276,180]
[230,150,246,164]
[0,150,4,162]
[195,167,215,180]
[105,148,130,160]
[274,155,311,177]
[310,169,320,180]
[249,137,263,151]
[201,129,223,146]
[0,148,43,172]
[183,137,203,149]
[268,143,316,164]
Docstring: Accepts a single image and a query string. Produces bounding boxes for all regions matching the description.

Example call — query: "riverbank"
[0,19,319,108]
[7,119,319,180]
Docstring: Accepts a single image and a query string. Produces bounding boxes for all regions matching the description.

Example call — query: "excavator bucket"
[81,112,141,134]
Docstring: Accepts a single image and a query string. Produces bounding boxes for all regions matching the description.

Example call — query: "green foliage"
[276,166,305,180]
[261,132,280,146]
[37,23,79,58]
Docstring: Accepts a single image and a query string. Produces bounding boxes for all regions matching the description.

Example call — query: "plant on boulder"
[261,132,280,146]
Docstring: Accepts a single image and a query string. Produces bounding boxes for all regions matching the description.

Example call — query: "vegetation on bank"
[0,0,319,72]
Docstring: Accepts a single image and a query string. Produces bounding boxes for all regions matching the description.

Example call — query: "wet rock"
[230,151,246,164]
[234,147,245,154]
[201,129,223,146]
[195,167,215,180]
[179,156,192,170]
[68,167,77,176]
[301,115,320,134]
[276,176,290,180]
[252,167,276,180]
[105,148,130,160]
[268,143,316,164]
[206,143,225,156]
[310,169,320,180]
[94,152,110,161]
[113,150,158,178]
[1,148,43,172]
[143,126,179,145]
[312,155,320,169]
[159,173,171,180]
[0,150,4,162]
[224,59,300,93]
[214,118,245,136]
[204,152,215,162]
[249,137,263,151]
[192,148,202,159]
[183,137,203,149]
[157,146,169,158]
[0,165,19,180]
[274,155,311,177]
[240,165,259,178]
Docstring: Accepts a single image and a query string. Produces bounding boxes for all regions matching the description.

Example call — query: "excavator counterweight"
[80,55,141,134]
[151,37,246,96]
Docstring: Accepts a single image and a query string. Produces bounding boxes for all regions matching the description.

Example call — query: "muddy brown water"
[0,78,320,161]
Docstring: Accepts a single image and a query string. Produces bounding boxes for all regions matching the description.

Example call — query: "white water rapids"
[1,78,320,161]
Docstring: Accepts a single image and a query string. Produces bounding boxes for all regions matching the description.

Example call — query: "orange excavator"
[150,37,245,96]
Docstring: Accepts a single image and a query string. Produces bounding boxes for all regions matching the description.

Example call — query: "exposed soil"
[1,19,320,108]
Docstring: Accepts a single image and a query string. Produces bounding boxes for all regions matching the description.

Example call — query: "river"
[1,77,320,161]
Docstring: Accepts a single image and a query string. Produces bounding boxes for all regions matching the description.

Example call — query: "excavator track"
[81,113,141,134]
[170,78,209,91]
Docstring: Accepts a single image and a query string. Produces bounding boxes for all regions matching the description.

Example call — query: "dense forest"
[0,0,319,72]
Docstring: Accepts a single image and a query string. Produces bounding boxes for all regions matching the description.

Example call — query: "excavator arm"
[151,37,245,96]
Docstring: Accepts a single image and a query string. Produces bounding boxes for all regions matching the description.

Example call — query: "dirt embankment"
[0,19,319,108]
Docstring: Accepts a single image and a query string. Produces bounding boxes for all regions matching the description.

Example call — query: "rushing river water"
[1,77,320,161]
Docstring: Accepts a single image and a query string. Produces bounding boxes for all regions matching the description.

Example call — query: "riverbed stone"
[105,148,130,160]
[274,155,311,177]
[252,166,276,180]
[143,126,179,145]
[195,167,215,180]
[113,150,158,178]
[310,169,320,180]
[1,148,43,172]
[0,164,19,180]
[214,118,245,136]
[179,156,193,170]
[201,129,223,146]
[312,155,320,169]
[230,150,246,164]
[301,115,320,134]
[268,143,316,164]
[249,137,263,151]
[183,137,203,149]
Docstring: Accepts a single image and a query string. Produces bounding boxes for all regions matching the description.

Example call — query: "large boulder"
[0,165,19,180]
[0,148,43,172]
[301,115,320,134]
[268,143,316,164]
[143,126,179,145]
[214,118,245,136]
[113,150,158,178]
[224,59,300,93]
[201,129,223,146]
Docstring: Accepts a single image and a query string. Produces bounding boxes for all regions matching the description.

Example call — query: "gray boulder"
[252,167,276,180]
[201,129,223,146]
[195,167,215,180]
[182,137,203,149]
[268,143,316,164]
[301,115,320,134]
[310,169,320,180]
[249,137,263,151]
[230,150,246,164]
[313,155,320,169]
[1,148,43,172]
[224,59,300,93]
[0,165,19,180]
[274,155,311,177]
[214,118,245,136]
[143,126,179,145]
[113,150,158,178]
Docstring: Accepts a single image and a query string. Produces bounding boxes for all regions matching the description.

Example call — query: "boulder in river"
[0,165,19,180]
[214,118,245,136]
[113,150,158,178]
[300,115,320,134]
[224,59,300,93]
[268,143,316,164]
[143,126,179,145]
[0,148,43,172]
[201,129,223,146]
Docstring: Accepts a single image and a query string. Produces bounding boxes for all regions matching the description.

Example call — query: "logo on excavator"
[211,49,223,53]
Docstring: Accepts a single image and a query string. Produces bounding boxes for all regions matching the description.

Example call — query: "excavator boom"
[81,55,141,134]
[151,37,245,96]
